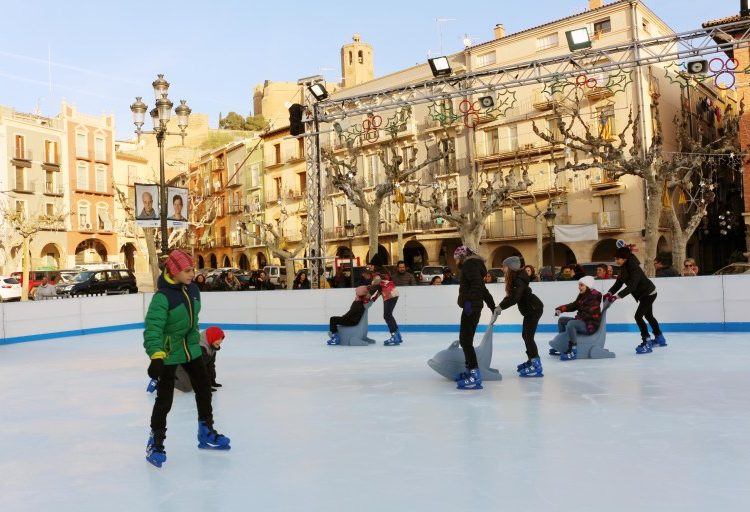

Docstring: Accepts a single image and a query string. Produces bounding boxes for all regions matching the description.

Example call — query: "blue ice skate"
[197,421,231,450]
[146,432,166,468]
[519,357,543,377]
[395,330,403,344]
[652,334,667,347]
[456,368,483,390]
[560,347,577,361]
[548,348,560,356]
[384,333,400,346]
[517,360,531,372]
[326,332,341,346]
[635,340,653,354]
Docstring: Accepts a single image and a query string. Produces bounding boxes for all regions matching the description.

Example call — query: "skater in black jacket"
[497,256,545,377]
[605,245,666,353]
[453,246,498,390]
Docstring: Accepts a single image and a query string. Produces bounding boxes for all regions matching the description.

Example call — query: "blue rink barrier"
[1,275,749,345]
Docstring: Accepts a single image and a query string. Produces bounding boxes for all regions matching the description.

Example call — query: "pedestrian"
[605,245,667,353]
[34,276,57,300]
[497,256,545,377]
[453,246,498,390]
[552,276,602,360]
[293,271,311,289]
[143,249,230,468]
[391,260,416,286]
[325,285,374,345]
[174,326,227,392]
[220,271,241,291]
[681,258,700,277]
[368,256,403,346]
[524,264,539,282]
[194,273,208,291]
[431,276,443,285]
[255,270,276,290]
[441,267,458,285]
[654,253,680,277]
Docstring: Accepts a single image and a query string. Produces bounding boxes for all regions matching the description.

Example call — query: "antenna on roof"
[436,17,456,55]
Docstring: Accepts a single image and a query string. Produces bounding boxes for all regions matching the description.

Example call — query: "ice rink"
[1,329,748,512]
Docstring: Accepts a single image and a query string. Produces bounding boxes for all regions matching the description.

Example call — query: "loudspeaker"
[478,96,494,108]
[686,59,708,74]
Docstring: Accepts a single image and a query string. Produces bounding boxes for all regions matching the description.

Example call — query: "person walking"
[497,256,545,377]
[143,249,230,468]
[606,245,667,353]
[453,246,497,390]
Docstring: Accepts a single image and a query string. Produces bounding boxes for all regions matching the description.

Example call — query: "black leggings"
[383,297,399,333]
[150,357,213,435]
[635,293,662,341]
[459,307,482,369]
[522,309,542,360]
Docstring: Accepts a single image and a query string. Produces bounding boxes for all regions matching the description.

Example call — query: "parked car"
[263,265,288,288]
[0,276,22,302]
[713,262,750,275]
[10,270,62,294]
[56,269,138,297]
[416,265,445,285]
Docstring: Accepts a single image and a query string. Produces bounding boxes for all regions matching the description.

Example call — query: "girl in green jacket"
[144,249,230,468]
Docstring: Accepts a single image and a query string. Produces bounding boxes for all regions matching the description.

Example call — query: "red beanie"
[165,249,194,277]
[206,326,225,346]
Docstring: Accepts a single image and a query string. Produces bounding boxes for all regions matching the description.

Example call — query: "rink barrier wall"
[1,275,748,345]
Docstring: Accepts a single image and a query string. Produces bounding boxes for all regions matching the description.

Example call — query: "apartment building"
[0,106,67,273]
[320,0,727,271]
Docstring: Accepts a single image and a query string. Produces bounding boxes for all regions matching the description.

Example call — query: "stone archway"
[197,255,205,269]
[74,239,109,265]
[542,242,576,267]
[209,253,218,269]
[256,251,267,269]
[403,240,427,271]
[238,253,250,270]
[39,243,63,269]
[365,245,389,266]
[591,238,618,262]
[119,243,136,271]
[490,245,523,268]
[657,235,669,253]
[335,245,353,258]
[222,255,231,267]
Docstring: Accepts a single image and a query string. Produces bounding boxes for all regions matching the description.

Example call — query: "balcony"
[12,181,35,194]
[532,90,565,111]
[11,149,32,167]
[228,202,244,214]
[43,183,65,197]
[211,159,225,171]
[584,74,615,101]
[227,176,242,188]
[593,210,625,230]
[212,181,223,194]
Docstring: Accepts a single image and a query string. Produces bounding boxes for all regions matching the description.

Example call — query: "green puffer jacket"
[143,272,202,365]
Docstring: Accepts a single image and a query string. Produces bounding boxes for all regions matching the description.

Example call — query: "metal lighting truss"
[315,19,750,123]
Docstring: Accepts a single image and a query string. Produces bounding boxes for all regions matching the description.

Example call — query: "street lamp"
[344,220,355,287]
[130,74,191,256]
[543,206,557,279]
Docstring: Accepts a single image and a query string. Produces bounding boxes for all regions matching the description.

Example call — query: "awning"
[554,224,598,242]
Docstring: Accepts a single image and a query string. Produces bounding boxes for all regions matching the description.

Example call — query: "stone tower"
[340,33,374,88]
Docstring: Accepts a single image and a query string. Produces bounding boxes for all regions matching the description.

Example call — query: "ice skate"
[635,339,653,354]
[384,333,400,346]
[394,330,403,344]
[197,421,231,450]
[456,368,483,390]
[652,334,667,347]
[548,348,560,356]
[517,360,532,372]
[518,357,543,377]
[326,332,341,346]
[560,346,577,361]
[146,430,166,468]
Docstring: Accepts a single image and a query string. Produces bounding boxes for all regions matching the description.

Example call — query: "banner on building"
[553,224,599,243]
[134,183,160,228]
[167,186,189,230]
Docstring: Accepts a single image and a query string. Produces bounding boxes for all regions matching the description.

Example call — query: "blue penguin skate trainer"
[518,357,543,377]
[197,421,231,450]
[146,431,166,468]
[456,368,483,390]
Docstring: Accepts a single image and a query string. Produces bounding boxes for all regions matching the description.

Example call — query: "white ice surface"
[1,330,749,512]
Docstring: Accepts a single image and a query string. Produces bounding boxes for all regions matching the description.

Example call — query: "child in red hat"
[173,326,226,393]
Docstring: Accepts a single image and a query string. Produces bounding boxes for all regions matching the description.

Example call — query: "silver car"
[417,266,445,285]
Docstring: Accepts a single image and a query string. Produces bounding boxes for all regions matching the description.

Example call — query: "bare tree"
[533,92,740,275]
[322,135,453,260]
[0,208,67,301]
[402,152,532,248]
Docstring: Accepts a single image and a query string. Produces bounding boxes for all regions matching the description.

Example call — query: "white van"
[263,265,288,288]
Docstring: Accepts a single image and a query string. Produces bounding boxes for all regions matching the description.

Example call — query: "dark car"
[10,270,62,294]
[56,269,138,296]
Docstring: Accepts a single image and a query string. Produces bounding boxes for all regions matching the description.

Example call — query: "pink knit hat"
[165,249,194,277]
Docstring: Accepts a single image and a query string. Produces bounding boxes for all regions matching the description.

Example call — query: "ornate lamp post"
[345,219,355,287]
[543,206,557,278]
[129,74,191,255]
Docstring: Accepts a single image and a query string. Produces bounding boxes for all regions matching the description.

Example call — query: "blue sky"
[0,0,737,138]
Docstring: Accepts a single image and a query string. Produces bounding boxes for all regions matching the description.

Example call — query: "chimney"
[589,0,603,9]
[742,0,750,17]
[494,23,506,39]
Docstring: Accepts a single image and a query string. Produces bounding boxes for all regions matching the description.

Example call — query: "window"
[486,129,500,155]
[95,166,107,192]
[15,166,26,191]
[14,135,26,159]
[446,189,459,214]
[514,208,525,236]
[250,164,260,188]
[127,165,137,186]
[507,125,519,151]
[546,118,562,141]
[597,106,615,139]
[95,136,106,161]
[476,51,496,68]
[46,203,55,216]
[97,205,111,231]
[45,140,59,164]
[298,172,307,193]
[15,200,26,218]
[298,138,305,159]
[367,154,380,186]
[45,170,56,194]
[593,18,611,38]
[274,144,281,164]
[536,32,559,51]
[77,162,89,190]
[438,138,454,174]
[641,18,651,34]
[274,177,282,199]
[78,203,90,229]
[358,50,364,64]
[76,132,88,157]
